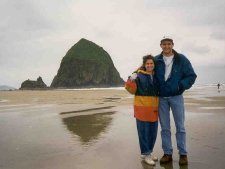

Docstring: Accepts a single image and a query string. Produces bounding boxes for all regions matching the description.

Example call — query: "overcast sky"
[1,0,225,88]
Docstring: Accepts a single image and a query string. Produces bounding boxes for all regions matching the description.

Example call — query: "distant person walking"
[217,83,221,90]
[125,55,159,166]
[155,36,197,165]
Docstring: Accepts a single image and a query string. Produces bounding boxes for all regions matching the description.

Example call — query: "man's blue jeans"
[159,95,187,155]
[136,119,158,155]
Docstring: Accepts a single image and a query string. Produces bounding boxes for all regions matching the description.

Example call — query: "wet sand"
[0,87,225,169]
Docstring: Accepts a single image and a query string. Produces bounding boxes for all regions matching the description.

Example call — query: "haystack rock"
[51,38,124,88]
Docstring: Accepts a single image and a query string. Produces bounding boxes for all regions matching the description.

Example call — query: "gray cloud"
[181,43,210,55]
[145,0,225,25]
[210,31,225,41]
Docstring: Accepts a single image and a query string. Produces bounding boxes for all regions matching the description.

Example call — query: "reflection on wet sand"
[62,111,116,144]
[141,160,155,169]
[159,163,174,169]
[159,162,188,169]
[140,160,189,169]
[60,106,115,114]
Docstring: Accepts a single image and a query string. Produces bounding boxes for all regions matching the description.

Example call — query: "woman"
[125,55,159,166]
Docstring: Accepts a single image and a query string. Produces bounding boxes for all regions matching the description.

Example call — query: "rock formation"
[20,76,47,90]
[51,38,124,88]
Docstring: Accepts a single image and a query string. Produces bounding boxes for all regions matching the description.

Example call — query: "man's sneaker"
[141,154,158,161]
[144,155,156,166]
[179,155,188,165]
[160,154,173,164]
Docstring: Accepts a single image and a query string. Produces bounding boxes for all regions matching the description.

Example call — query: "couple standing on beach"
[125,36,197,166]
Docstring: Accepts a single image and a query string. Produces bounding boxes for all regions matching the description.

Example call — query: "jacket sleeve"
[154,74,160,96]
[125,78,137,95]
[179,58,197,90]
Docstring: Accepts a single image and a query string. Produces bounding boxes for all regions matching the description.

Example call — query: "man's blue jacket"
[155,49,197,97]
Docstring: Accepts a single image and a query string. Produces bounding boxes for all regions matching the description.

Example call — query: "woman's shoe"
[141,154,146,159]
[144,155,156,166]
[141,154,158,161]
[152,155,158,161]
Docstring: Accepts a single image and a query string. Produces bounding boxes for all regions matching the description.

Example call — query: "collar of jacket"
[137,69,154,75]
[158,49,180,64]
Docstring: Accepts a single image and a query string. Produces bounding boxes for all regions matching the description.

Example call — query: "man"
[155,36,197,165]
[217,83,220,90]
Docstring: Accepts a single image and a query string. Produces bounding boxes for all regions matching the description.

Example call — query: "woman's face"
[145,59,154,72]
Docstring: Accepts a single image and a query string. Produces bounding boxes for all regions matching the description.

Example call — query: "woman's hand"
[129,73,137,81]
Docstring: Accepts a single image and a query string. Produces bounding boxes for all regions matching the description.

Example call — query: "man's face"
[160,40,174,55]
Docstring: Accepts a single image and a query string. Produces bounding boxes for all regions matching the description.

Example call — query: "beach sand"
[0,86,225,169]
